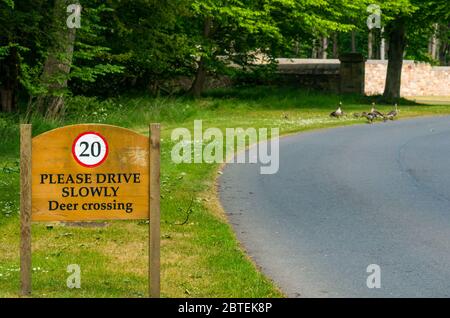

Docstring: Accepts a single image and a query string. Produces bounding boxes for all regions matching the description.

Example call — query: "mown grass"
[1,86,449,297]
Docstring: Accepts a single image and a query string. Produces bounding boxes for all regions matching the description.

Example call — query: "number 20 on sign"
[20,123,161,297]
[72,132,109,167]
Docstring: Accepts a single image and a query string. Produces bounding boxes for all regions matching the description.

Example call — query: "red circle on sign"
[72,131,109,168]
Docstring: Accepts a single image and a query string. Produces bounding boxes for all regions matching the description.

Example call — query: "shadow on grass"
[204,86,421,108]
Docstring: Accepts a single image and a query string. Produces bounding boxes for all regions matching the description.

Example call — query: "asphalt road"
[219,116,450,297]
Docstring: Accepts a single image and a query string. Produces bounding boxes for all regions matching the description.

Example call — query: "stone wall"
[365,60,450,96]
[276,59,340,92]
[276,58,450,96]
[339,53,365,94]
[171,59,450,96]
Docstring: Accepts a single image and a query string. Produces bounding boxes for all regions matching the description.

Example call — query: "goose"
[385,103,399,120]
[353,111,368,118]
[370,102,384,119]
[330,102,344,118]
[362,112,375,124]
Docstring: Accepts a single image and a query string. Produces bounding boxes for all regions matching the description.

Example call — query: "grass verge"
[1,87,449,297]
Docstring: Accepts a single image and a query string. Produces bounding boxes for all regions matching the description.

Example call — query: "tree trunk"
[439,41,448,65]
[351,31,356,52]
[189,17,212,98]
[368,30,373,59]
[430,23,439,60]
[37,0,77,118]
[333,33,338,58]
[190,58,208,98]
[438,23,449,65]
[380,27,386,60]
[0,89,13,112]
[428,38,434,59]
[0,46,19,113]
[383,18,406,101]
[320,37,328,59]
[311,38,317,58]
[294,39,300,56]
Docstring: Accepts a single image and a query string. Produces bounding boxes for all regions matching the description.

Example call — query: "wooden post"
[149,123,161,298]
[20,124,32,296]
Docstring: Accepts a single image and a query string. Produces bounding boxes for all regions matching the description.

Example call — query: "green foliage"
[70,4,124,81]
[93,0,194,92]
[0,1,52,95]
[231,64,280,87]
[1,0,449,109]
[2,0,13,8]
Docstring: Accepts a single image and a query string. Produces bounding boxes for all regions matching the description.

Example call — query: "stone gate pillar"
[339,53,366,94]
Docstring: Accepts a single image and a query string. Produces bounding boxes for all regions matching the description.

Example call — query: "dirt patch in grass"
[61,221,109,228]
[103,241,147,275]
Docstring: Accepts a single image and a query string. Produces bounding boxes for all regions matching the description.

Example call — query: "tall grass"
[0,86,436,159]
[0,87,449,297]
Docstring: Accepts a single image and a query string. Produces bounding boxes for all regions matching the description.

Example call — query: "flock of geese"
[330,102,399,123]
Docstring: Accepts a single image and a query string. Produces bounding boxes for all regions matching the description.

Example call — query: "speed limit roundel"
[72,132,109,167]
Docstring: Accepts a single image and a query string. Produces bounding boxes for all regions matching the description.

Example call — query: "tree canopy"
[0,0,449,113]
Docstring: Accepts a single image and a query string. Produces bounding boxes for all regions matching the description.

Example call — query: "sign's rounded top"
[33,123,148,140]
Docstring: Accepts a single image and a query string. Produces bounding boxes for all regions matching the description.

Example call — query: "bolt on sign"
[20,124,161,298]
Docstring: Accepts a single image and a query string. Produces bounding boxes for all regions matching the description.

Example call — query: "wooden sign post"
[19,123,161,297]
[20,124,32,296]
[149,124,160,298]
